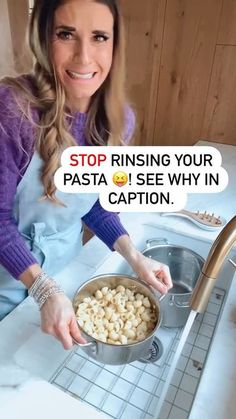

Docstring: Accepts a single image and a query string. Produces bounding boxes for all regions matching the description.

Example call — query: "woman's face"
[51,0,114,112]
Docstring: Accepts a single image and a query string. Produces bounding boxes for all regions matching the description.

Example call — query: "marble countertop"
[0,141,235,418]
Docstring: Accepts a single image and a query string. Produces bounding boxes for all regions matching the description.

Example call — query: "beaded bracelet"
[28,271,48,296]
[28,271,63,310]
[37,286,63,309]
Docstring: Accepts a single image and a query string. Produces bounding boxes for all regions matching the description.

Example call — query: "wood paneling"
[7,0,32,73]
[218,0,236,45]
[2,0,236,147]
[143,0,167,145]
[201,46,236,145]
[0,0,31,77]
[0,0,14,77]
[153,0,222,145]
[120,0,166,145]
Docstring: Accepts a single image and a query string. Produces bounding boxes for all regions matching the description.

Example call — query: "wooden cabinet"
[120,0,236,146]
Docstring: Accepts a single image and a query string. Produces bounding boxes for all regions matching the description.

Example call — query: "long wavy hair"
[2,0,126,203]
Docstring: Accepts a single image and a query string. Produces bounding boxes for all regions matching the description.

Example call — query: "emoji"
[112,171,128,187]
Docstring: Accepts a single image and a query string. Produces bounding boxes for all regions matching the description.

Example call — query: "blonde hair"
[1,0,127,203]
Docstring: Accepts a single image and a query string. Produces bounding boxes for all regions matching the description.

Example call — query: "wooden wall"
[202,0,236,145]
[120,0,236,146]
[0,0,235,146]
[0,0,30,78]
[0,0,15,77]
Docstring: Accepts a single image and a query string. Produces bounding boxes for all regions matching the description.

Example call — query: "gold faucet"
[190,216,236,313]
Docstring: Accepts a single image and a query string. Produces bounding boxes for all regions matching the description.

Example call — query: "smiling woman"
[52,0,114,112]
[0,0,172,350]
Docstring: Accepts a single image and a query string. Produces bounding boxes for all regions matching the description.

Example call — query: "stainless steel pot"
[142,238,205,327]
[72,274,162,365]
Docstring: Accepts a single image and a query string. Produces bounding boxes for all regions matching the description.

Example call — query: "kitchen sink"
[93,222,235,294]
[51,221,236,419]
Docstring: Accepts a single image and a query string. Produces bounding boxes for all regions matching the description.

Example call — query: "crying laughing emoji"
[112,171,128,187]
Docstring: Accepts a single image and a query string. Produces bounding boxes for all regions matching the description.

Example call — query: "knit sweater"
[0,76,135,279]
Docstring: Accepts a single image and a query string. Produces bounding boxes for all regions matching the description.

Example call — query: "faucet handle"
[228,259,236,269]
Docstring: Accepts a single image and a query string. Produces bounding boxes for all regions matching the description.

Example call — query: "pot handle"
[158,293,166,302]
[145,238,168,248]
[170,295,189,308]
[153,291,167,303]
[72,339,97,354]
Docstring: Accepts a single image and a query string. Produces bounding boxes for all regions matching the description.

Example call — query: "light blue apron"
[0,152,98,320]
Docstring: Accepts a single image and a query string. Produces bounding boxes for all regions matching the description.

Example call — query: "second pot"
[142,238,205,327]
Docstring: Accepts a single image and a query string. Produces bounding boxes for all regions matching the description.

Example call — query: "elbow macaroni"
[75,285,157,345]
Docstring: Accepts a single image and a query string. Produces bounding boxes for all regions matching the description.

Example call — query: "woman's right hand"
[40,292,86,349]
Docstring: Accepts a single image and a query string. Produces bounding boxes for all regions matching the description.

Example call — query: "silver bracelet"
[37,286,63,309]
[28,271,49,297]
[28,271,63,310]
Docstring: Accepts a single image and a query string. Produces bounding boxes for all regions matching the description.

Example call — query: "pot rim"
[166,289,192,298]
[142,243,205,298]
[142,243,205,264]
[73,273,162,347]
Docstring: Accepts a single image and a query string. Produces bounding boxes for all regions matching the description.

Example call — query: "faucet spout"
[190,216,236,313]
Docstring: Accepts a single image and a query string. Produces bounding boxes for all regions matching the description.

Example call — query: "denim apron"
[0,152,98,320]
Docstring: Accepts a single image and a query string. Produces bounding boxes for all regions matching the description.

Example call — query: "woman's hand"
[113,235,173,294]
[130,253,172,294]
[40,292,86,349]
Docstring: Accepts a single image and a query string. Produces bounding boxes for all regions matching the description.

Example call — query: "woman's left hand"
[130,253,172,294]
[113,235,173,294]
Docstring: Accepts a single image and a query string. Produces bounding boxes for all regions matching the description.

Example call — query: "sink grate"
[50,287,225,419]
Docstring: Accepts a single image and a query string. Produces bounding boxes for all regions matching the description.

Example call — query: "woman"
[0,0,172,349]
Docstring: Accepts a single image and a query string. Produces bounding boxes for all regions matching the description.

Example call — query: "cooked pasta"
[75,285,157,344]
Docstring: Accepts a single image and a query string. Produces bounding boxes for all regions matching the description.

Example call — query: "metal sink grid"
[50,286,225,419]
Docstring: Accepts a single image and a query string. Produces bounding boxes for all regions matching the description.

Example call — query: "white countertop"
[0,141,235,418]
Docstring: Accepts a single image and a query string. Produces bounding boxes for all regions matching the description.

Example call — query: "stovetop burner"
[139,336,164,363]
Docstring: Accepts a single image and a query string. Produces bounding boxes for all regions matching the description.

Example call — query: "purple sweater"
[0,77,135,279]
